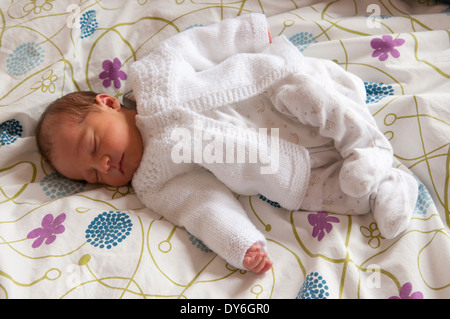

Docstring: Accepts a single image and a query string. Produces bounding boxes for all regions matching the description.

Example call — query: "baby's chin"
[106,176,133,187]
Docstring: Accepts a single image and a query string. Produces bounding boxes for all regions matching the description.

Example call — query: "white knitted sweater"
[130,14,311,269]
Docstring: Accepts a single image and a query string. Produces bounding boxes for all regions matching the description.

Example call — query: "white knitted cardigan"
[130,14,311,269]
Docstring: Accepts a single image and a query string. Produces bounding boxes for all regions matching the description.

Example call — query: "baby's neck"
[122,107,138,127]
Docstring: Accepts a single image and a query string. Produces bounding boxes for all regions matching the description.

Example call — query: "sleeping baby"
[35,14,418,274]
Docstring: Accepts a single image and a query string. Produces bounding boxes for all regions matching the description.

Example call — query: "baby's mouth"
[119,154,125,175]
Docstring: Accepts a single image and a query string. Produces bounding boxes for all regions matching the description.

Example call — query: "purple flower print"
[389,282,423,299]
[99,58,127,89]
[308,211,340,241]
[27,213,66,248]
[371,35,405,61]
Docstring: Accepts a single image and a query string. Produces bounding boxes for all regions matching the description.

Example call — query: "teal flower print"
[187,232,212,253]
[289,32,317,52]
[364,82,394,104]
[414,181,433,215]
[0,119,23,146]
[40,172,86,199]
[85,211,133,249]
[7,42,45,77]
[258,194,281,208]
[184,24,203,31]
[80,10,98,39]
[297,272,330,299]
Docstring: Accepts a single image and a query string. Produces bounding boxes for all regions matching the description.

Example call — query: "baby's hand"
[243,243,273,274]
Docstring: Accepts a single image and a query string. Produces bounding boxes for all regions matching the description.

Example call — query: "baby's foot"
[371,168,418,239]
[243,243,273,274]
[340,147,393,198]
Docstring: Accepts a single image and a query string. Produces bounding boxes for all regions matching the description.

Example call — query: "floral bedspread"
[1,0,449,299]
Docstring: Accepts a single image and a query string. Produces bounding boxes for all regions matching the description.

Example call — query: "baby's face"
[50,94,143,187]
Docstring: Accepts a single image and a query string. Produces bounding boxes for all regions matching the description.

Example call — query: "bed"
[0,0,449,299]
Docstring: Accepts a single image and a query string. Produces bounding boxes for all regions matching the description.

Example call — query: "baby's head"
[36,91,143,187]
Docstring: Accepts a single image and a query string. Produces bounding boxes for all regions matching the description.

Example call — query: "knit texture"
[130,14,312,269]
[130,13,418,267]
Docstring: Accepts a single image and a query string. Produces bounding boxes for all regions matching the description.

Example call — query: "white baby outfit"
[130,14,418,270]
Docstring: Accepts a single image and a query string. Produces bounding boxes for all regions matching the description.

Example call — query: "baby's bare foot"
[243,243,273,274]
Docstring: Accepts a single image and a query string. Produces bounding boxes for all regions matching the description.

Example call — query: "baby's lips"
[119,153,125,175]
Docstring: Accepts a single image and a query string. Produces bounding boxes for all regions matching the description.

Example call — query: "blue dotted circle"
[297,272,330,299]
[289,32,317,52]
[414,182,433,215]
[80,10,98,39]
[7,42,45,77]
[364,82,394,104]
[187,232,212,253]
[258,194,281,208]
[40,172,86,199]
[85,211,133,249]
[0,119,23,146]
[184,24,203,31]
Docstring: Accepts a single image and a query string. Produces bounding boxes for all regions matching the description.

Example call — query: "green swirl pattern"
[0,0,449,299]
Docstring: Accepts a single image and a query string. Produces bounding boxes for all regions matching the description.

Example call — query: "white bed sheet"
[1,0,449,299]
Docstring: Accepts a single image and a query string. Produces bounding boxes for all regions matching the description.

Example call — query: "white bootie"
[371,169,419,239]
[339,147,393,199]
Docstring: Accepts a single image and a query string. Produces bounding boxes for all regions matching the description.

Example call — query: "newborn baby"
[36,14,418,274]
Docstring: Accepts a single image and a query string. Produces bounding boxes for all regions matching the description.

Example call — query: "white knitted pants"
[302,145,372,215]
[302,146,418,239]
[268,61,418,238]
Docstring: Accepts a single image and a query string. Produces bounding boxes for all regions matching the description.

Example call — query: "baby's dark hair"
[35,91,100,166]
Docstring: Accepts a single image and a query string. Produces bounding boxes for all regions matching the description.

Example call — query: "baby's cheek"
[106,132,128,150]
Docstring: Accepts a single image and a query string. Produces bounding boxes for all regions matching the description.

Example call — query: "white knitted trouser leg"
[301,147,372,216]
[268,62,419,239]
[302,147,418,239]
[370,168,418,239]
[269,63,394,199]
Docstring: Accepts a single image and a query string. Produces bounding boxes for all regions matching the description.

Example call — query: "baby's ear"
[95,94,121,111]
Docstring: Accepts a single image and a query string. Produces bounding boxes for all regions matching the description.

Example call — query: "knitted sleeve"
[134,167,267,270]
[159,13,270,71]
